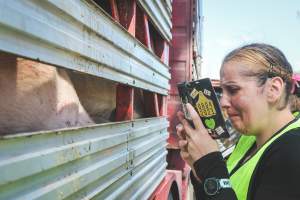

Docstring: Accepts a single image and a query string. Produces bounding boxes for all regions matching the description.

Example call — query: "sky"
[202,0,300,79]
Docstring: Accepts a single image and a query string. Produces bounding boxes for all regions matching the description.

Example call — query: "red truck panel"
[168,0,194,148]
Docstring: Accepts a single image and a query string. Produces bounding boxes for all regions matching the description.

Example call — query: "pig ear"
[186,103,203,130]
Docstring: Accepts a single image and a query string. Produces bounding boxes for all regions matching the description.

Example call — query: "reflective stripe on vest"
[227,135,256,173]
[227,117,300,200]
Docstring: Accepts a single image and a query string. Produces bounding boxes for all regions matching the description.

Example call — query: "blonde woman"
[177,43,300,200]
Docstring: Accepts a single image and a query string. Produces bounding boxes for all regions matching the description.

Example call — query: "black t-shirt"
[191,128,300,200]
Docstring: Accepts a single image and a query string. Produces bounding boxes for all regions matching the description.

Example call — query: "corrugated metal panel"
[0,117,168,200]
[138,0,172,42]
[0,0,170,95]
[164,0,173,16]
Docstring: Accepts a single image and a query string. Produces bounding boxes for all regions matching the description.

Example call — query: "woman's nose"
[220,93,230,109]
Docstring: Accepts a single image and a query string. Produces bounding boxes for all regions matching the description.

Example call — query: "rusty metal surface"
[0,0,170,95]
[0,117,168,200]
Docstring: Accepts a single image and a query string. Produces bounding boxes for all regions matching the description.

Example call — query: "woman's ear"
[266,77,285,104]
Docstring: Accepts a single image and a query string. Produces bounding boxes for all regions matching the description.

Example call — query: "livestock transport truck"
[0,0,209,199]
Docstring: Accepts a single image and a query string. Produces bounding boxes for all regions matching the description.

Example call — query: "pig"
[68,71,117,123]
[0,52,94,135]
[0,52,147,135]
[68,71,145,123]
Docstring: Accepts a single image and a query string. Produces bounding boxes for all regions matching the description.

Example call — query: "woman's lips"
[228,113,240,120]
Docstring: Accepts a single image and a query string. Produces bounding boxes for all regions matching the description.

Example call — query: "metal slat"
[0,146,129,200]
[0,117,169,199]
[64,166,130,200]
[0,0,170,95]
[165,0,172,16]
[126,118,168,200]
[0,122,133,200]
[126,150,167,200]
[0,132,128,186]
[101,152,167,200]
[137,0,172,42]
[0,122,131,159]
[133,134,168,166]
[90,118,169,200]
[22,152,128,200]
[131,160,167,200]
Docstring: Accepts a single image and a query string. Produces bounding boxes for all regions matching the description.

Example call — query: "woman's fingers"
[177,111,185,119]
[176,123,185,140]
[186,103,204,130]
[177,111,193,137]
[178,139,188,149]
[176,104,220,164]
[180,150,190,161]
[178,138,189,152]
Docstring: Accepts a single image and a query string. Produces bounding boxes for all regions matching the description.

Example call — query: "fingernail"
[176,124,183,130]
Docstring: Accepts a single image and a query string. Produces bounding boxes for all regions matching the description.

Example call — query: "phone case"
[177,78,229,139]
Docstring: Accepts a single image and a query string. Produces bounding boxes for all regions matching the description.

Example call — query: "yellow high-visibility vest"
[226,117,300,200]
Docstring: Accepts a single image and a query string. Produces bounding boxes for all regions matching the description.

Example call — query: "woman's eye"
[227,87,239,95]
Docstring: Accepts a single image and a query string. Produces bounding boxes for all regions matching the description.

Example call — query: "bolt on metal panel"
[126,118,169,200]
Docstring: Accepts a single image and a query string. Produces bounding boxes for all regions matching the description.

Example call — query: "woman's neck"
[256,109,295,148]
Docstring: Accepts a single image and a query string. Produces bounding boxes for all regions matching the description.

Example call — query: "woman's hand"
[176,122,202,181]
[176,123,194,166]
[177,103,219,164]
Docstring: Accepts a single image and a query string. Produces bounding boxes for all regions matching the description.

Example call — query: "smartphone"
[177,78,229,139]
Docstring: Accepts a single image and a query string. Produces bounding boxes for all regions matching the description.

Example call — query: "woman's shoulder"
[263,127,300,162]
[251,128,300,199]
[276,127,300,144]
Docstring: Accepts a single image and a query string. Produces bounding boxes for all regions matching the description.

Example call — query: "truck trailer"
[0,0,203,199]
